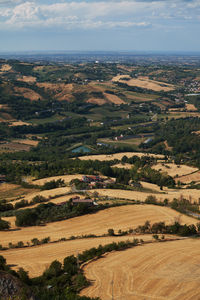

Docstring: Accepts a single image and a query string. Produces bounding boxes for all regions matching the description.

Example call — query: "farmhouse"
[82,175,102,183]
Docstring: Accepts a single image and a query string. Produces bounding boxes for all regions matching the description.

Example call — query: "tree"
[108,228,115,236]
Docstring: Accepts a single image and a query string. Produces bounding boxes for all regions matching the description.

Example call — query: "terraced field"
[81,238,200,300]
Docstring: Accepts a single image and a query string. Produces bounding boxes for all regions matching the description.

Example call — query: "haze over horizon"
[0,0,200,52]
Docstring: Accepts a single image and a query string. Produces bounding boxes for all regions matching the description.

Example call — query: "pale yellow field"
[81,238,200,300]
[33,174,84,186]
[0,64,12,72]
[9,121,30,127]
[0,235,157,277]
[112,75,175,91]
[17,76,36,83]
[78,152,164,161]
[152,163,198,178]
[104,93,125,104]
[176,171,200,184]
[93,187,200,203]
[185,103,197,111]
[11,186,71,205]
[112,163,133,169]
[0,205,195,247]
[87,98,107,105]
[13,139,39,146]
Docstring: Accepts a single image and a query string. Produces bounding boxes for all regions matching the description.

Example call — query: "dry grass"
[152,163,198,178]
[176,171,200,184]
[112,75,175,91]
[112,163,133,169]
[0,64,12,72]
[81,238,200,300]
[9,121,30,127]
[0,235,157,278]
[32,174,84,185]
[17,76,36,83]
[14,87,41,101]
[0,205,195,247]
[0,183,38,201]
[93,187,200,203]
[185,103,197,111]
[87,98,107,105]
[104,93,125,104]
[78,152,164,161]
[0,142,31,152]
[12,139,39,146]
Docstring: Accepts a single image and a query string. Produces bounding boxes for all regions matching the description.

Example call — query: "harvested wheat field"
[17,76,36,83]
[112,163,133,169]
[33,174,84,186]
[12,186,71,205]
[81,238,200,300]
[78,152,164,161]
[87,98,107,105]
[13,139,39,146]
[176,171,200,184]
[0,205,195,247]
[112,75,175,92]
[14,87,42,101]
[185,103,197,111]
[9,120,30,127]
[94,187,200,203]
[0,64,12,72]
[152,163,198,178]
[0,183,38,201]
[104,93,125,105]
[0,235,159,277]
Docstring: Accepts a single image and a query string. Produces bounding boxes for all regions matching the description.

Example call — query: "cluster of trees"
[135,220,198,236]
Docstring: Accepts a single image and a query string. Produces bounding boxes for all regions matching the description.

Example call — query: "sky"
[0,0,200,52]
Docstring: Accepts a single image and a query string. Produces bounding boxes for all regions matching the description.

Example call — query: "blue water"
[72,146,91,153]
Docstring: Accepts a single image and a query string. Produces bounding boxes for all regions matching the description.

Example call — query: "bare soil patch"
[81,238,200,300]
[17,76,36,83]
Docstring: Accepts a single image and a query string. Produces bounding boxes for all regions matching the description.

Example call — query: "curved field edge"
[80,238,200,300]
[0,205,196,246]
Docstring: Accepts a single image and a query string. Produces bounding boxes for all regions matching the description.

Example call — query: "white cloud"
[0,0,199,30]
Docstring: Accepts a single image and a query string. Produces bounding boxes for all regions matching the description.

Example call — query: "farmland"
[0,56,200,299]
[81,238,200,300]
[0,235,158,277]
[0,205,195,246]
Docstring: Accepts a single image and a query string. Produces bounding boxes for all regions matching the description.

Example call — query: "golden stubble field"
[92,187,200,203]
[152,163,198,178]
[0,235,159,277]
[81,238,200,300]
[0,205,195,247]
[112,75,175,91]
[78,152,164,161]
